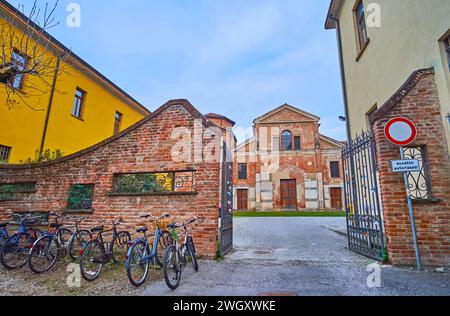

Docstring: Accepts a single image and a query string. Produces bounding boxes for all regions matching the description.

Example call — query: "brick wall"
[0,100,223,258]
[371,69,450,266]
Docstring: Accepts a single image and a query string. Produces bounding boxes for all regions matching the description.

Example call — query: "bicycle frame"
[8,216,42,248]
[126,225,164,268]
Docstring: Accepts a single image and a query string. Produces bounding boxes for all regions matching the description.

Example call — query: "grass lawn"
[232,211,346,217]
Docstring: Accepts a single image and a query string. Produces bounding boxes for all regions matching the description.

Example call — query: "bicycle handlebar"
[139,213,170,221]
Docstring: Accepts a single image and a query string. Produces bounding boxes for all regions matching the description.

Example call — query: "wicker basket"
[158,218,172,230]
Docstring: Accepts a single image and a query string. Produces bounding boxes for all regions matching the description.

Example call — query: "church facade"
[234,104,345,212]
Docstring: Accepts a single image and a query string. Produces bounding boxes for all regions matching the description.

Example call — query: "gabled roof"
[205,113,236,126]
[0,99,216,169]
[253,103,320,124]
[324,0,343,30]
[0,0,150,116]
[236,137,256,151]
[320,134,345,148]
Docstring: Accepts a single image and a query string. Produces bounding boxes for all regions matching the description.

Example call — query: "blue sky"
[8,0,346,143]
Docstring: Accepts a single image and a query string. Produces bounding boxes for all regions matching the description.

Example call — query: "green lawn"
[232,211,346,218]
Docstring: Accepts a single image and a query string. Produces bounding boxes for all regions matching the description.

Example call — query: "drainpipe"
[330,15,361,249]
[39,56,60,155]
[329,16,352,143]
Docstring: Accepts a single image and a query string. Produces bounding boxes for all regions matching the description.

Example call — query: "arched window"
[281,130,293,151]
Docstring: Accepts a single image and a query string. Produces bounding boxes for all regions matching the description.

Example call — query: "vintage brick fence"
[0,99,225,258]
[370,68,450,267]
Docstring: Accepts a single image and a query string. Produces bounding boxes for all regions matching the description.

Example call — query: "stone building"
[233,104,344,212]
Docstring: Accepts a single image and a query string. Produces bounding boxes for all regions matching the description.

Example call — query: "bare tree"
[0,0,70,110]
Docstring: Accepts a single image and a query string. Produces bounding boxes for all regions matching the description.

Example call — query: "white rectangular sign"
[391,159,420,173]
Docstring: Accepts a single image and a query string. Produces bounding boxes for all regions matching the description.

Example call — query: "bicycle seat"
[0,222,8,228]
[91,225,104,233]
[137,227,148,233]
[50,223,63,229]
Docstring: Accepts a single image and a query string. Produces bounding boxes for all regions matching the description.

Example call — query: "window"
[444,35,450,71]
[0,145,11,163]
[10,50,28,89]
[114,111,123,135]
[403,147,432,200]
[281,130,293,151]
[272,137,280,151]
[294,136,301,150]
[330,161,341,178]
[67,184,94,210]
[0,182,36,201]
[72,88,86,119]
[238,163,248,180]
[112,171,196,195]
[354,0,368,51]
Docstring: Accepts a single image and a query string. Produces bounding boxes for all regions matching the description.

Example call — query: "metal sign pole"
[400,148,422,271]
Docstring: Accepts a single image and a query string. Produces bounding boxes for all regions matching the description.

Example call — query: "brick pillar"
[371,69,450,267]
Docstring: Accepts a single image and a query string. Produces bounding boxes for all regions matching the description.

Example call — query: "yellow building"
[0,0,150,163]
[325,0,450,150]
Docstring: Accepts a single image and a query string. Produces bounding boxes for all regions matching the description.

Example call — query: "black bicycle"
[28,212,72,274]
[163,217,199,290]
[79,218,131,282]
[67,217,91,261]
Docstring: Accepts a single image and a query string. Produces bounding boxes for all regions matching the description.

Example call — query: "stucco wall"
[336,0,450,149]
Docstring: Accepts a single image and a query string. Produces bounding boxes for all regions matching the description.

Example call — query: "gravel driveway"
[143,217,450,296]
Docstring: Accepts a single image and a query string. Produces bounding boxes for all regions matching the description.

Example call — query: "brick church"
[233,104,345,212]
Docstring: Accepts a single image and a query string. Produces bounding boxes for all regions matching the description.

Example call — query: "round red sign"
[384,118,417,146]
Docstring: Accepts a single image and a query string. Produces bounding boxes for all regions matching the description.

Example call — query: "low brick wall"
[0,100,223,258]
[371,69,450,267]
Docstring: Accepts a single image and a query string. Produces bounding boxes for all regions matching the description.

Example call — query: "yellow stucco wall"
[336,0,450,149]
[0,16,148,163]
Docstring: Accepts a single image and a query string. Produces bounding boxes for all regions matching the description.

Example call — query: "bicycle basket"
[154,218,171,230]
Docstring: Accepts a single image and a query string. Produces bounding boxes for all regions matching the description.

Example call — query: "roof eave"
[324,0,343,30]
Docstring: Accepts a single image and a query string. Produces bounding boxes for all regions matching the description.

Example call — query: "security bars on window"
[113,171,196,195]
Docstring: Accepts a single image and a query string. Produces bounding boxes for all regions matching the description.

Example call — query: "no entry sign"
[384,118,417,146]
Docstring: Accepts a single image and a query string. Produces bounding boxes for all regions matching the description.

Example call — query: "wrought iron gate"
[342,132,385,260]
[219,142,233,255]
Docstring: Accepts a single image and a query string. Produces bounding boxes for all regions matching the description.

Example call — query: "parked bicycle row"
[0,212,199,290]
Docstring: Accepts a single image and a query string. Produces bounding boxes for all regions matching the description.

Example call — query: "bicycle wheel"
[163,245,182,290]
[80,239,104,282]
[126,240,150,287]
[0,233,34,270]
[68,230,91,261]
[58,228,72,258]
[186,237,198,272]
[28,235,60,274]
[111,231,131,264]
[156,231,173,267]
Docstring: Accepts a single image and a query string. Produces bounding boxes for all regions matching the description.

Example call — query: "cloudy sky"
[8,0,346,143]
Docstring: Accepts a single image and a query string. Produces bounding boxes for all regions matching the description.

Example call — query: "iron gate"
[342,132,385,260]
[220,142,233,255]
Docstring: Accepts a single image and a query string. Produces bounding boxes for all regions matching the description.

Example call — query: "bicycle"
[0,221,9,250]
[163,217,199,290]
[0,214,43,270]
[67,217,91,261]
[125,213,173,287]
[79,218,131,282]
[28,212,72,274]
